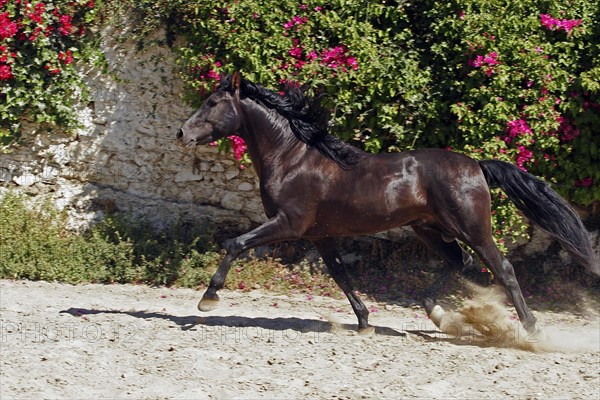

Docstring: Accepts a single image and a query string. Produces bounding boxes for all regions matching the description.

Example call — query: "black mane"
[219,74,365,169]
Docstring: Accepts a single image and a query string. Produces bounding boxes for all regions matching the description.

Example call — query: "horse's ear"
[231,71,242,96]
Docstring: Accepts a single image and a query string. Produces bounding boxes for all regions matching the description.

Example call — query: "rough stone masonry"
[0,26,264,232]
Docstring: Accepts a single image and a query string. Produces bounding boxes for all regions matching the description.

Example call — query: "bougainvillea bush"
[5,0,600,246]
[135,0,597,244]
[0,0,96,141]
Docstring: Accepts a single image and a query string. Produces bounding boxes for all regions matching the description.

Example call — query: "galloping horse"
[177,72,598,335]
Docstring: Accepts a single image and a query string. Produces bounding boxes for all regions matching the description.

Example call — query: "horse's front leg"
[312,238,373,335]
[199,213,298,311]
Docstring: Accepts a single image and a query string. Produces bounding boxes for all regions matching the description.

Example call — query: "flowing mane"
[218,74,365,169]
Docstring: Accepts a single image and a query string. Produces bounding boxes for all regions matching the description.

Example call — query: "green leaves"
[147,0,598,239]
[4,0,598,242]
[1,1,97,143]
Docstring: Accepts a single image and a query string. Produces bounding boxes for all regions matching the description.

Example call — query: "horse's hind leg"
[412,226,472,317]
[471,240,537,334]
[312,238,371,334]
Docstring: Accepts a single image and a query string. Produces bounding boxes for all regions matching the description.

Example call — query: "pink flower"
[206,69,220,80]
[320,46,358,71]
[345,56,358,70]
[468,55,484,67]
[0,12,18,39]
[228,135,247,161]
[0,63,13,80]
[58,14,73,36]
[468,51,499,74]
[283,15,307,30]
[516,146,533,171]
[504,119,532,144]
[556,116,579,142]
[483,51,498,65]
[540,14,582,33]
[574,178,593,188]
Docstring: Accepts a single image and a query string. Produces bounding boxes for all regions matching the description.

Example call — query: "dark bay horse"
[177,72,598,335]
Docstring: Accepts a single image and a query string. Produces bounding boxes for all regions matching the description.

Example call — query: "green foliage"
[0,0,98,143]
[125,0,598,246]
[5,0,599,247]
[0,192,220,286]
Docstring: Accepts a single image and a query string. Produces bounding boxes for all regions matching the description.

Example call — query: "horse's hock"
[0,27,264,232]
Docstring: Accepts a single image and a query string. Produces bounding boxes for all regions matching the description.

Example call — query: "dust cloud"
[431,282,599,352]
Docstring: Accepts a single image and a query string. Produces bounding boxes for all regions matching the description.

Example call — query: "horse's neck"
[240,99,306,178]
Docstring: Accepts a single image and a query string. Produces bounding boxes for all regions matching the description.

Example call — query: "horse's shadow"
[59,308,405,337]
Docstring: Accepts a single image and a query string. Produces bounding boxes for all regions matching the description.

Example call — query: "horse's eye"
[207,98,218,107]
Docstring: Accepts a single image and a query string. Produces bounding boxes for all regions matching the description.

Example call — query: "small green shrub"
[0,192,220,286]
[0,192,341,295]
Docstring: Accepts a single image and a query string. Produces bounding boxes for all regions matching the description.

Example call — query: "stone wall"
[0,25,265,232]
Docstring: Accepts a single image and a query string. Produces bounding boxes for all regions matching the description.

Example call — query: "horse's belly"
[304,204,426,238]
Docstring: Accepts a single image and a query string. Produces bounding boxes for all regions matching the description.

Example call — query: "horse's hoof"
[198,296,219,311]
[525,324,547,344]
[429,305,445,329]
[357,326,375,337]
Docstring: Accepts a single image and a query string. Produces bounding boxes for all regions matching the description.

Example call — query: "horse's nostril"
[177,129,184,140]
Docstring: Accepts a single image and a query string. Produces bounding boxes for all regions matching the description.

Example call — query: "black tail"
[479,160,599,275]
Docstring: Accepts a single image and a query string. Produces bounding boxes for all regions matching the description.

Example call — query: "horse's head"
[177,72,243,148]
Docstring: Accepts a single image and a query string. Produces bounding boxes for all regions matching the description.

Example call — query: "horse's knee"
[223,238,242,254]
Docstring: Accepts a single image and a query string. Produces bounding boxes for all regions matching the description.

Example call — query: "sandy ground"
[0,279,598,399]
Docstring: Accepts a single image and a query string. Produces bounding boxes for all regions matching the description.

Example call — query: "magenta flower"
[0,12,18,39]
[206,70,220,80]
[504,119,532,144]
[0,63,13,80]
[283,15,308,30]
[483,51,498,65]
[468,55,484,67]
[556,116,580,142]
[469,51,499,75]
[516,146,533,171]
[540,14,582,33]
[228,135,247,161]
[288,46,303,59]
[320,46,358,71]
[574,178,593,188]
